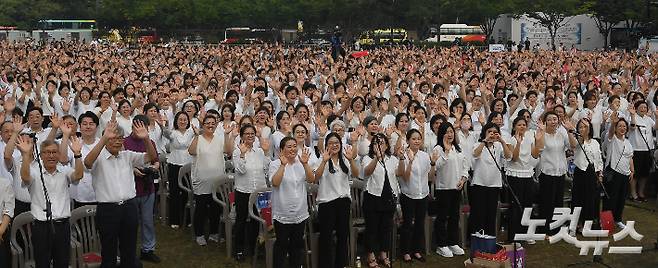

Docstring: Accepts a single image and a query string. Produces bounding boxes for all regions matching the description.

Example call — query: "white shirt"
[434,145,469,190]
[0,141,15,183]
[0,178,14,224]
[90,149,145,202]
[22,127,52,147]
[9,149,30,203]
[538,131,571,176]
[165,128,194,165]
[270,131,287,159]
[116,115,133,137]
[606,136,634,176]
[268,159,309,224]
[400,150,430,199]
[573,106,603,139]
[233,146,270,193]
[316,157,352,203]
[574,139,604,172]
[69,138,100,203]
[191,134,226,195]
[25,163,76,221]
[148,123,168,155]
[457,130,478,169]
[362,155,401,197]
[506,131,538,178]
[629,115,655,151]
[472,142,505,187]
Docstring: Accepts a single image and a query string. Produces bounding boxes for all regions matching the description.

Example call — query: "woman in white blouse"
[115,99,134,137]
[232,124,271,261]
[162,111,194,229]
[188,115,230,246]
[628,101,656,201]
[604,117,634,228]
[399,129,437,263]
[0,176,14,267]
[314,132,358,268]
[433,123,468,258]
[505,117,537,243]
[269,137,314,268]
[471,122,511,237]
[362,133,405,268]
[572,118,604,227]
[572,91,603,140]
[531,111,577,235]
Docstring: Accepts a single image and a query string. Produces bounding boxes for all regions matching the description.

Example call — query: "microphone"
[569,130,583,137]
[630,124,646,128]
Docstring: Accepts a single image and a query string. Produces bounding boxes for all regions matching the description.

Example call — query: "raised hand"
[430,148,440,163]
[51,114,62,129]
[224,123,235,135]
[406,148,415,162]
[239,141,250,156]
[62,99,71,113]
[321,147,331,162]
[260,137,271,154]
[12,117,22,134]
[69,136,83,155]
[60,123,73,137]
[279,152,289,166]
[299,147,311,164]
[562,119,575,131]
[344,145,357,160]
[16,135,33,154]
[103,121,119,140]
[133,120,149,140]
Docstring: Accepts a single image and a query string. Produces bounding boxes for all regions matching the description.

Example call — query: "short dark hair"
[78,111,99,126]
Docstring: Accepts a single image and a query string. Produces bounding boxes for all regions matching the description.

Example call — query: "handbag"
[470,230,497,259]
[599,210,614,232]
[603,144,625,183]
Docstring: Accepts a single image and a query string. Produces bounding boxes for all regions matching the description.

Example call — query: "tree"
[461,0,517,44]
[0,0,63,29]
[584,0,625,50]
[524,0,581,50]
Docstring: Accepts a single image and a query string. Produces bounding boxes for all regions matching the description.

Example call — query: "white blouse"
[434,145,469,190]
[232,146,270,193]
[362,155,401,197]
[457,130,478,170]
[316,157,352,203]
[606,136,634,176]
[268,159,309,224]
[629,115,655,151]
[472,142,506,187]
[400,150,430,199]
[574,139,604,172]
[0,178,14,224]
[538,131,571,176]
[506,131,538,178]
[191,134,226,195]
[165,128,194,166]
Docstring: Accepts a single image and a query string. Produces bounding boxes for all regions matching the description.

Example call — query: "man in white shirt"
[0,175,14,268]
[18,135,83,268]
[84,120,157,268]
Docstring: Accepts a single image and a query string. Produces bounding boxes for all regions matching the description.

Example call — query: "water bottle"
[355,256,362,268]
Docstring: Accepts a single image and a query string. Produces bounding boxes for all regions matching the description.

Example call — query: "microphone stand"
[567,132,612,268]
[484,142,522,268]
[32,135,55,234]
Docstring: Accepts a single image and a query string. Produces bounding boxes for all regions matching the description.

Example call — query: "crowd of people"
[0,40,656,268]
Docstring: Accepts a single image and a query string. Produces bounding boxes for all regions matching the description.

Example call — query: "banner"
[520,22,582,45]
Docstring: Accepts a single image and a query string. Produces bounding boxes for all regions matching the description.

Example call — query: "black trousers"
[0,228,9,268]
[507,176,534,242]
[603,170,629,222]
[193,194,220,237]
[435,189,460,247]
[468,185,499,237]
[572,167,598,224]
[97,199,139,268]
[32,219,71,268]
[363,193,394,254]
[167,163,186,226]
[14,199,30,216]
[273,220,306,268]
[318,197,350,268]
[399,195,427,255]
[538,174,565,235]
[234,190,258,256]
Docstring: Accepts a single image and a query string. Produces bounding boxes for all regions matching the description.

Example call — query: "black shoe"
[140,251,161,263]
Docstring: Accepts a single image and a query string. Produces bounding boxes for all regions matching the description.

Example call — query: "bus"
[37,19,97,30]
[439,24,486,43]
[358,28,408,47]
[223,27,279,44]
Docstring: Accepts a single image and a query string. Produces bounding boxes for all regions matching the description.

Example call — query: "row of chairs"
[9,205,101,268]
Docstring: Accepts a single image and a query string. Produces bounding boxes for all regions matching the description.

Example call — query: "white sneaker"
[616,222,626,229]
[208,234,221,243]
[526,240,536,245]
[435,246,453,258]
[448,245,465,256]
[170,225,180,229]
[196,236,207,246]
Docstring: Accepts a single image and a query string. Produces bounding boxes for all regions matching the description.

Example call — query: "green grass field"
[143,201,658,268]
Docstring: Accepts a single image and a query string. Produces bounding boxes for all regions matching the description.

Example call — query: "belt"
[35,218,69,224]
[99,198,135,206]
